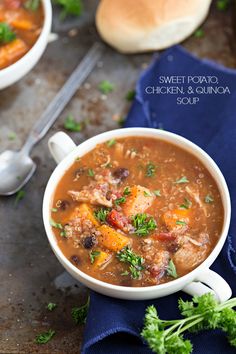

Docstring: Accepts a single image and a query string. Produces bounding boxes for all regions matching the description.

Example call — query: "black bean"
[82,235,97,249]
[113,168,129,180]
[70,255,80,265]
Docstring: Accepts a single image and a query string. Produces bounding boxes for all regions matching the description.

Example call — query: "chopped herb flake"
[35,329,55,344]
[153,190,161,197]
[106,139,116,147]
[174,176,189,184]
[24,0,40,11]
[0,23,16,44]
[51,208,58,212]
[166,259,178,278]
[94,208,109,223]
[71,296,90,324]
[144,191,152,197]
[98,80,114,94]
[176,220,187,226]
[50,219,63,229]
[117,246,145,279]
[47,302,57,311]
[123,186,131,196]
[14,190,25,206]
[132,213,157,236]
[87,169,95,177]
[115,196,126,206]
[180,198,192,209]
[89,251,101,264]
[121,270,130,276]
[146,163,156,177]
[194,28,204,38]
[64,114,82,132]
[205,194,214,203]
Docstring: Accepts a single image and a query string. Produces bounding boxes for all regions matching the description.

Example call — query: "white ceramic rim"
[0,0,52,75]
[43,128,231,295]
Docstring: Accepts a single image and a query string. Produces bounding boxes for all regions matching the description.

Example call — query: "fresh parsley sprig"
[0,23,16,44]
[35,329,55,344]
[132,213,157,236]
[141,294,236,354]
[54,0,83,20]
[94,208,109,223]
[71,296,90,324]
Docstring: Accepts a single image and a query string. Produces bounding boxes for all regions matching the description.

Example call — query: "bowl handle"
[182,268,232,302]
[48,131,76,164]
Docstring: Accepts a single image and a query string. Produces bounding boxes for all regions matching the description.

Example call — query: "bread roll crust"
[96,0,212,53]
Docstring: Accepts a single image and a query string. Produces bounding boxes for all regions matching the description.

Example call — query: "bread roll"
[96,0,212,53]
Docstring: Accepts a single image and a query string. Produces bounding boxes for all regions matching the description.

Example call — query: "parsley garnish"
[87,168,95,177]
[153,190,161,197]
[123,186,131,196]
[64,114,82,132]
[126,90,136,101]
[121,270,129,276]
[205,194,214,203]
[47,302,57,311]
[132,213,157,236]
[71,296,90,324]
[115,196,126,206]
[89,251,100,264]
[146,163,156,177]
[14,190,25,206]
[94,208,109,223]
[51,208,58,212]
[54,0,83,19]
[98,80,114,94]
[35,329,55,344]
[141,294,236,354]
[117,246,145,279]
[180,198,192,209]
[176,220,187,226]
[174,176,189,184]
[0,23,16,44]
[144,191,152,197]
[216,0,229,11]
[106,139,116,147]
[166,259,178,278]
[24,0,40,11]
[194,28,204,38]
[50,219,63,229]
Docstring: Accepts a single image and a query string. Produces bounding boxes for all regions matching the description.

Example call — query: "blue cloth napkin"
[82,46,236,354]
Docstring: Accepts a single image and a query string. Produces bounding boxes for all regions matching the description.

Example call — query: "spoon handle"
[21,42,104,154]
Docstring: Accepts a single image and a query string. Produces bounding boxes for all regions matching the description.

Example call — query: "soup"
[50,137,224,287]
[0,0,44,69]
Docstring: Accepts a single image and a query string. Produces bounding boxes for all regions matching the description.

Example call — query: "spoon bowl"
[0,150,36,195]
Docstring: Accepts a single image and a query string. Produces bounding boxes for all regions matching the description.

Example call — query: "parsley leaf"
[94,208,109,223]
[194,28,204,38]
[71,297,90,324]
[146,163,156,177]
[0,23,16,44]
[216,0,229,11]
[114,196,126,205]
[47,302,57,311]
[24,0,40,11]
[54,0,83,19]
[174,176,189,184]
[64,114,82,132]
[117,246,144,279]
[35,329,55,344]
[180,198,192,209]
[126,90,136,101]
[176,220,187,226]
[144,191,152,197]
[50,219,63,229]
[106,139,116,147]
[98,80,114,94]
[205,194,214,203]
[153,190,161,197]
[123,186,131,196]
[14,190,25,206]
[166,260,178,278]
[132,213,157,236]
[87,168,95,177]
[89,251,100,264]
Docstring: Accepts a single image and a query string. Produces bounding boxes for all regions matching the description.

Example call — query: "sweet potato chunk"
[93,251,112,269]
[162,209,190,232]
[98,225,130,252]
[65,203,99,227]
[122,185,155,217]
[0,38,28,69]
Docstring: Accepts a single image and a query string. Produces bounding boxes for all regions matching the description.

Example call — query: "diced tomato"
[106,209,128,230]
[152,232,176,241]
[4,0,21,9]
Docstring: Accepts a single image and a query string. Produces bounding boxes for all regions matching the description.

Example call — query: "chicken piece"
[185,185,207,216]
[173,232,210,272]
[122,185,155,217]
[68,183,112,208]
[148,250,170,280]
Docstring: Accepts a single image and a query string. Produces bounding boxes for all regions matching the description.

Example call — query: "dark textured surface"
[0,1,235,353]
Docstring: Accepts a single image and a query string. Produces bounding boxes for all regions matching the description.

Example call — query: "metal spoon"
[0,42,104,196]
